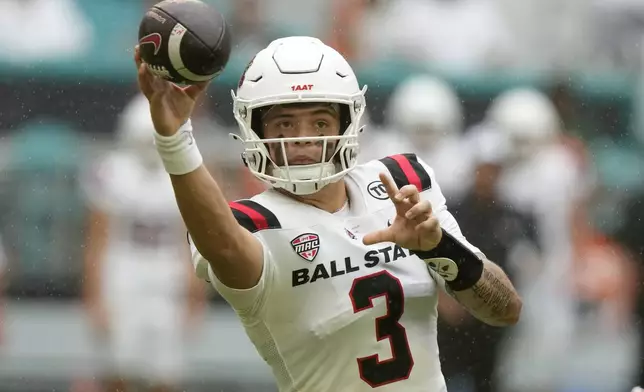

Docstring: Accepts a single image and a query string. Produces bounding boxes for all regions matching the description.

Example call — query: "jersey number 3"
[349,271,414,387]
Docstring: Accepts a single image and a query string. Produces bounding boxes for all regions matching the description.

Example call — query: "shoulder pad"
[229,199,281,233]
[379,153,432,192]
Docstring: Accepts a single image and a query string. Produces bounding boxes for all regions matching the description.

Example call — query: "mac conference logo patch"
[291,233,320,262]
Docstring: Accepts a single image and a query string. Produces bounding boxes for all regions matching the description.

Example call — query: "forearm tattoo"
[450,261,519,323]
[469,267,514,318]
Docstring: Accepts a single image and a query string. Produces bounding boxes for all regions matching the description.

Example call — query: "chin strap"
[271,162,337,195]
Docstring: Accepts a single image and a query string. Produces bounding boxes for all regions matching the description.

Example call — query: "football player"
[83,94,204,392]
[482,88,595,392]
[379,74,473,201]
[134,36,522,392]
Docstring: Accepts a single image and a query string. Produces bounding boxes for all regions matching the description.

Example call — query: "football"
[138,0,232,85]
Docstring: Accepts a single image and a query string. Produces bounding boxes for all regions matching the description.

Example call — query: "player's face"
[261,103,341,166]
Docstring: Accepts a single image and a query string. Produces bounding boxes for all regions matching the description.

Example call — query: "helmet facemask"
[231,98,365,195]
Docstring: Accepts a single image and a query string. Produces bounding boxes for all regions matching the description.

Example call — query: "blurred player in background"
[83,94,204,392]
[484,88,589,264]
[480,88,599,392]
[562,191,639,392]
[134,36,521,391]
[437,128,540,392]
[362,74,473,202]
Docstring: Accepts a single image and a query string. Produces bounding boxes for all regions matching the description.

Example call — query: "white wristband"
[154,119,203,175]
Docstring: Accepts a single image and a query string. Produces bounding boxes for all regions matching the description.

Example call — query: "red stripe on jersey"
[229,201,269,231]
[391,154,422,191]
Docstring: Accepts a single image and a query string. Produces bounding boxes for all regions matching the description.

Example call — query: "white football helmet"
[116,93,160,166]
[231,36,367,195]
[466,125,512,165]
[486,87,561,157]
[388,74,463,141]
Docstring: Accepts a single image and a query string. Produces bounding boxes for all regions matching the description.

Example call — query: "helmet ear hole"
[251,151,264,172]
[338,144,357,169]
[241,151,264,172]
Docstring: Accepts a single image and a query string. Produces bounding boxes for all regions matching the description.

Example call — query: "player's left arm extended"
[406,205,522,326]
[423,196,522,327]
[363,170,521,327]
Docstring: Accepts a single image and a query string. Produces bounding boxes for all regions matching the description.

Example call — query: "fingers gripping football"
[133,45,210,136]
[135,45,166,100]
[135,45,208,100]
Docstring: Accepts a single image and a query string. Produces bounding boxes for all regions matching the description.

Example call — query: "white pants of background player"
[105,297,184,385]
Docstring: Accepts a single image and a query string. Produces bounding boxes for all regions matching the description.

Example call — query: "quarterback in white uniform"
[133,37,522,391]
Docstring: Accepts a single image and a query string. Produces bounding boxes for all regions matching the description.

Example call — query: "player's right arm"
[134,46,264,290]
[171,167,264,289]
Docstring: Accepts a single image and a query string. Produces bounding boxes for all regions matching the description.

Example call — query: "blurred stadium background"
[1,0,644,391]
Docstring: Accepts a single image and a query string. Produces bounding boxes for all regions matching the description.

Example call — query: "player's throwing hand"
[363,172,442,251]
[134,45,209,136]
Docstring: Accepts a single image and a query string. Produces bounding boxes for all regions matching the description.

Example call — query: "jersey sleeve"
[190,234,275,316]
[188,199,281,316]
[379,153,483,257]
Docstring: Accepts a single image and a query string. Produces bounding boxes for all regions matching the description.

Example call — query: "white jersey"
[84,152,187,302]
[191,154,481,392]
